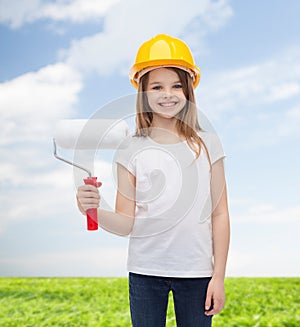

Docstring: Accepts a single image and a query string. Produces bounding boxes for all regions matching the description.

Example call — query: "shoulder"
[198,130,222,146]
[197,130,226,164]
[114,134,148,164]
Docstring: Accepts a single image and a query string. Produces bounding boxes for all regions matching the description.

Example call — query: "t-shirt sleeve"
[209,132,226,165]
[113,136,136,176]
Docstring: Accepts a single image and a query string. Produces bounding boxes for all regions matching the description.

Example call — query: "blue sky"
[0,0,299,277]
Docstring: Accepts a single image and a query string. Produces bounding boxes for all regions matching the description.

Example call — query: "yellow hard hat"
[129,34,201,89]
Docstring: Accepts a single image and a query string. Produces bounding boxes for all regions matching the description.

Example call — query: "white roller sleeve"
[55,119,130,149]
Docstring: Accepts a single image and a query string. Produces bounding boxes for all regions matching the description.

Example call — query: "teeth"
[160,102,176,107]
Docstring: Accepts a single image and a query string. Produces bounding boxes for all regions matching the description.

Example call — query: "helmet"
[129,34,201,89]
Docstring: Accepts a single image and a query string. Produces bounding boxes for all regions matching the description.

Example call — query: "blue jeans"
[129,272,213,327]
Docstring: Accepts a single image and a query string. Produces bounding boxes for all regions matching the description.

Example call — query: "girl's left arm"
[205,158,230,316]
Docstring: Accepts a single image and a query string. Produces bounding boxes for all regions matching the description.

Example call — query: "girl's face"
[146,68,187,119]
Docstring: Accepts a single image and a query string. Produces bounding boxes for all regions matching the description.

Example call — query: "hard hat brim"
[129,61,200,89]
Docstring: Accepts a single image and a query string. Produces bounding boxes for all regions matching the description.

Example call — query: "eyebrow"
[149,80,181,85]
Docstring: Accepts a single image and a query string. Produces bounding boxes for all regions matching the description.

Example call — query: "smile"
[158,102,178,107]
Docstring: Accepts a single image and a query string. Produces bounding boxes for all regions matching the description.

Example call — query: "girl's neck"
[149,115,185,143]
[152,114,178,132]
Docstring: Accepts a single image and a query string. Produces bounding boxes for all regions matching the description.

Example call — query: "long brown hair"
[135,67,212,170]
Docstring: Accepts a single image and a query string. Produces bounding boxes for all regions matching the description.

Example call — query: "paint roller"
[53,119,130,231]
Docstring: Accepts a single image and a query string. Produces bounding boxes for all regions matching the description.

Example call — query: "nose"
[162,87,174,98]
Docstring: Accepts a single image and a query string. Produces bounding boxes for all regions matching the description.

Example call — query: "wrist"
[212,272,225,281]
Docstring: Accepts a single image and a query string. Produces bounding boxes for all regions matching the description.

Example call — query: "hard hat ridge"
[129,34,201,89]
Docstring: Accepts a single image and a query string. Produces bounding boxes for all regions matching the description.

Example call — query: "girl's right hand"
[76,183,102,215]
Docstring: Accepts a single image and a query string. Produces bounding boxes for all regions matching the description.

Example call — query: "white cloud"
[197,47,300,118]
[230,198,300,224]
[35,0,121,23]
[198,46,300,148]
[0,246,128,276]
[0,62,82,145]
[62,0,233,75]
[201,0,234,30]
[227,248,299,277]
[0,0,41,28]
[277,105,300,138]
[223,101,300,150]
[0,166,75,232]
[0,154,118,233]
[227,198,300,276]
[0,0,121,28]
[0,62,83,234]
[266,82,300,102]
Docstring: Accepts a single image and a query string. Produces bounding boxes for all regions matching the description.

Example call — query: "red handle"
[86,208,98,231]
[83,177,101,231]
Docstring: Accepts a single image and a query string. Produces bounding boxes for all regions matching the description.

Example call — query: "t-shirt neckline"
[146,135,188,147]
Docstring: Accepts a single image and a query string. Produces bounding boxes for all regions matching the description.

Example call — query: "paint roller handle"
[83,177,102,231]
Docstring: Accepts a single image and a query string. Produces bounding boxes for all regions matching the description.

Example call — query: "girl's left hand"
[204,277,225,316]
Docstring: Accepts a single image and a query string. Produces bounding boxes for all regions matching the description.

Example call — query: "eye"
[173,84,182,89]
[152,85,161,90]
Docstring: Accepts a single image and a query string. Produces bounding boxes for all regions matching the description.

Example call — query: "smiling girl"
[76,34,230,327]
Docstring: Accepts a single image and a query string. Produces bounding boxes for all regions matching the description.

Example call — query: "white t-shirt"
[114,131,226,277]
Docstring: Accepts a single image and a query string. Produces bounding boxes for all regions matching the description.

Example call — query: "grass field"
[0,277,299,326]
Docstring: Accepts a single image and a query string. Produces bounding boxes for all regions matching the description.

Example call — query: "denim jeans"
[129,272,213,327]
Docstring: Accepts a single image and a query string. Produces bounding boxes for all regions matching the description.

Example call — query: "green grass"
[0,277,299,326]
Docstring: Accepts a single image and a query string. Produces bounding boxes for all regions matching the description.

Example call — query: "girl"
[76,34,230,327]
